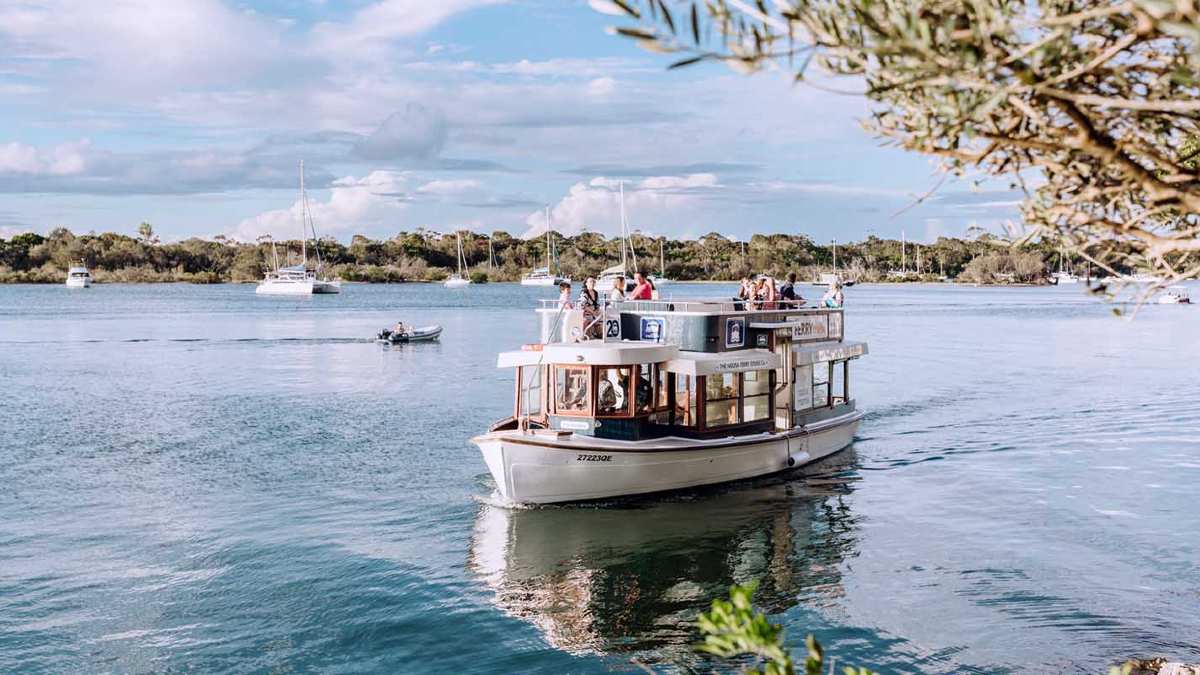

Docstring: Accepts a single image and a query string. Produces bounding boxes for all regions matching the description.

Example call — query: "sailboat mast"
[832,239,837,272]
[618,182,627,272]
[659,238,665,276]
[299,160,307,267]
[901,230,907,273]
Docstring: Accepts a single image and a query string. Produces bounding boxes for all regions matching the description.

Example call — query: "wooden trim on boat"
[477,410,863,454]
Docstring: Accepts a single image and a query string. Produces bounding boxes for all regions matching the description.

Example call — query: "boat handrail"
[534,298,842,315]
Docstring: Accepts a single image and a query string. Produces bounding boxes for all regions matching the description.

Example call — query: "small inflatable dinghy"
[376,325,443,344]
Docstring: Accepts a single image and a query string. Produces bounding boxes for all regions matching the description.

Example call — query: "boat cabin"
[496,300,867,440]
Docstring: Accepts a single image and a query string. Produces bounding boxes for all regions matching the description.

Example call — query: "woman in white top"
[609,276,625,303]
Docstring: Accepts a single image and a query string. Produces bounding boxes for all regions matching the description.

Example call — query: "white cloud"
[586,76,616,99]
[523,174,721,238]
[416,179,482,195]
[353,103,447,160]
[0,0,285,93]
[311,0,506,58]
[229,171,413,241]
[0,139,89,176]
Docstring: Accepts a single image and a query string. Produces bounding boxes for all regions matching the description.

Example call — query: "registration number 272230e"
[576,454,612,462]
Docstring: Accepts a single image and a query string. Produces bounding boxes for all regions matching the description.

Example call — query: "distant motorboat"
[257,160,341,296]
[445,232,472,288]
[376,325,443,343]
[1157,286,1191,304]
[65,264,92,288]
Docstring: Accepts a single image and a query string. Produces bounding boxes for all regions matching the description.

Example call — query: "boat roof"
[792,340,868,365]
[498,341,678,368]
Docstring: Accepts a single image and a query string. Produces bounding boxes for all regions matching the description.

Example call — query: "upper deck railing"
[534,297,837,314]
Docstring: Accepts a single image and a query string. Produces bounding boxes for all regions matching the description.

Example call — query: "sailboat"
[521,208,570,286]
[649,238,671,286]
[1050,248,1080,284]
[444,232,472,288]
[813,239,841,286]
[598,181,637,287]
[256,161,342,296]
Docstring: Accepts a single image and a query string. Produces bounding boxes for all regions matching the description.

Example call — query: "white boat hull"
[65,277,91,288]
[473,411,861,504]
[520,276,564,286]
[445,277,471,288]
[256,279,314,295]
[312,279,341,294]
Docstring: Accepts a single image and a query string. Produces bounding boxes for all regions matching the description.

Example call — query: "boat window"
[742,369,772,422]
[596,366,632,416]
[704,373,741,427]
[518,365,542,417]
[674,374,697,426]
[793,365,813,411]
[555,366,590,414]
[831,360,847,405]
[655,366,669,410]
[636,365,655,415]
[811,361,830,408]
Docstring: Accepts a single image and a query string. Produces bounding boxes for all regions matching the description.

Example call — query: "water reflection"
[468,455,862,666]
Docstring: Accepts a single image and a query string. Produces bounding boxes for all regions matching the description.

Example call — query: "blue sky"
[0,0,1020,243]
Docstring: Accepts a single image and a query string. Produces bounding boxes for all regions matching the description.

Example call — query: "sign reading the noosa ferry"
[789,314,829,341]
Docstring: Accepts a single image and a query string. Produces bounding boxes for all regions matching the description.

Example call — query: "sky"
[0,0,1021,243]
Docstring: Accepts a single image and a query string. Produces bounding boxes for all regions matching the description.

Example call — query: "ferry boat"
[65,263,92,288]
[472,298,867,504]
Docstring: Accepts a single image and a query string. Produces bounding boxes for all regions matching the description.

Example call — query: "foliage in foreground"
[698,583,872,675]
[599,0,1200,289]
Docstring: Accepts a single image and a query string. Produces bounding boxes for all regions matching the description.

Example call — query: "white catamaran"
[444,232,472,288]
[472,297,867,504]
[256,161,341,296]
[521,208,570,286]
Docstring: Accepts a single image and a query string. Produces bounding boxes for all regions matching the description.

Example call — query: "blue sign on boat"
[640,317,665,342]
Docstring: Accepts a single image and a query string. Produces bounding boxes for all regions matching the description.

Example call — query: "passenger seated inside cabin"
[636,367,653,413]
[557,367,589,412]
[596,367,630,414]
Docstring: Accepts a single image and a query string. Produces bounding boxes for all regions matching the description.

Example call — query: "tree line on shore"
[0,225,1112,285]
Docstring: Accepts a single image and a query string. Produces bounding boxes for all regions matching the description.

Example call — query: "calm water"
[1,281,1198,673]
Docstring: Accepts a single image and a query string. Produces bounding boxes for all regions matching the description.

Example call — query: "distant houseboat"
[472,297,867,504]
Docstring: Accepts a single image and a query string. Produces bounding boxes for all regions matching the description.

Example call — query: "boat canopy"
[662,349,781,377]
[791,340,868,365]
[498,342,678,368]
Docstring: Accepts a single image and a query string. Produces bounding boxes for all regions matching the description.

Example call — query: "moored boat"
[257,161,341,296]
[1157,286,1191,304]
[472,298,867,504]
[444,232,472,288]
[65,263,92,288]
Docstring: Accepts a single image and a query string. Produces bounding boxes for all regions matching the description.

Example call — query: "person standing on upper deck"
[778,272,804,308]
[579,277,601,339]
[557,281,574,309]
[630,272,653,300]
[821,280,844,308]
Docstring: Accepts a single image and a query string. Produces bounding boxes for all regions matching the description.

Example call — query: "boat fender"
[787,457,795,467]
